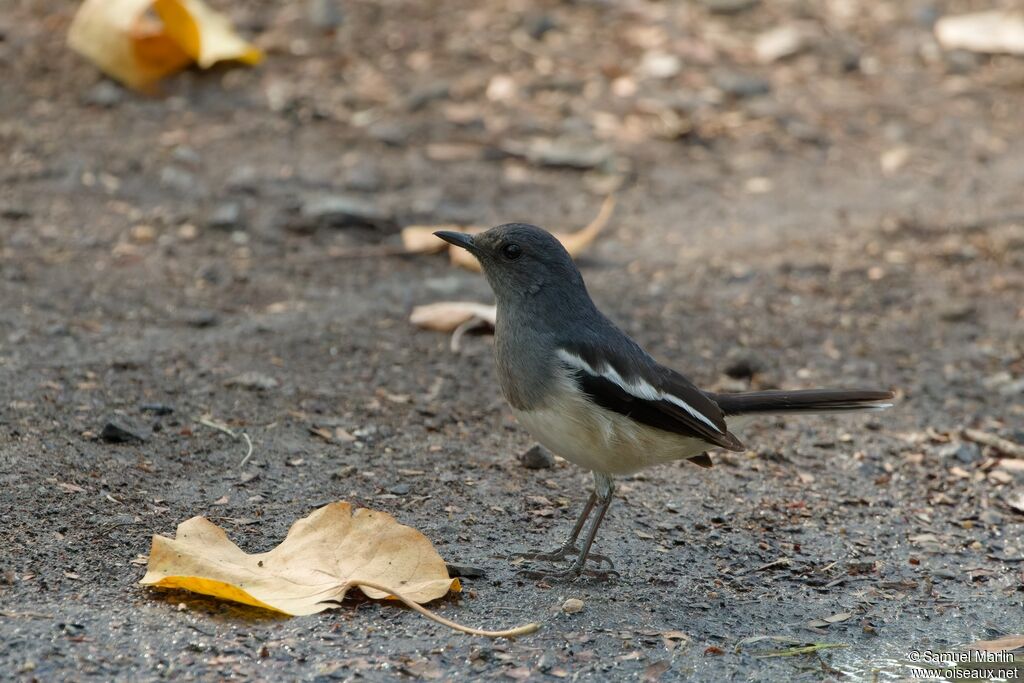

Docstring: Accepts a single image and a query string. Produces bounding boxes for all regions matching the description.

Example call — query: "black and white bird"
[435,224,894,579]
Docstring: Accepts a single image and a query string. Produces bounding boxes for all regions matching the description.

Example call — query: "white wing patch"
[555,349,723,434]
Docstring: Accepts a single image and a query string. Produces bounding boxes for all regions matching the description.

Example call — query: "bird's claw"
[515,562,620,582]
[511,547,615,569]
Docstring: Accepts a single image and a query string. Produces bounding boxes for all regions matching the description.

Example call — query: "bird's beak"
[434,230,476,253]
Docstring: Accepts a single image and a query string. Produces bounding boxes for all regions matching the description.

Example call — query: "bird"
[434,224,894,580]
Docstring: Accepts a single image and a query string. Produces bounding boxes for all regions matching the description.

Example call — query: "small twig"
[197,417,254,468]
[737,558,791,576]
[238,433,254,468]
[757,643,848,658]
[963,429,1024,459]
[352,580,540,638]
[198,417,236,438]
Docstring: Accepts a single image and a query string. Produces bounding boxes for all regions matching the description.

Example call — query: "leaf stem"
[353,580,540,638]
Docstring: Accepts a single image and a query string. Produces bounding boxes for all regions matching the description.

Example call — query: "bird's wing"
[556,341,744,452]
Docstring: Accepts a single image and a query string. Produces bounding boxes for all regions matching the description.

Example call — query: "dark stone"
[101,418,150,443]
[517,444,555,469]
[723,351,766,380]
[0,206,31,221]
[446,563,487,579]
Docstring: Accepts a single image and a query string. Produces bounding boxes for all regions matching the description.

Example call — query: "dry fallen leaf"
[970,635,1024,653]
[68,0,261,90]
[450,195,616,271]
[409,302,497,333]
[141,501,537,637]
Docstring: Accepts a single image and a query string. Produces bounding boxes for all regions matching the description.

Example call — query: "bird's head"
[435,223,586,305]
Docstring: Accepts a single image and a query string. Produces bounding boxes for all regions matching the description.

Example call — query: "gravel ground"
[2,0,1024,680]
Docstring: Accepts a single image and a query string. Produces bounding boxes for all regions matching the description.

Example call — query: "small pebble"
[130,225,157,244]
[723,351,766,380]
[100,418,150,443]
[224,372,279,391]
[562,598,584,614]
[518,445,555,470]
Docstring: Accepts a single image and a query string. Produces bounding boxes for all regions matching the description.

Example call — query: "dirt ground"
[2,0,1024,680]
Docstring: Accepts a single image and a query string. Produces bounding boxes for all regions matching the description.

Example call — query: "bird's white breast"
[511,371,709,475]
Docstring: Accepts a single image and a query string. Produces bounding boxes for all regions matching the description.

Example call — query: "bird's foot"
[515,560,620,582]
[510,546,614,569]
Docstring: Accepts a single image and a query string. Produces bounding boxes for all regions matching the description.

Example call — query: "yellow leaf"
[141,501,458,616]
[409,302,496,333]
[449,195,616,272]
[68,0,190,89]
[68,0,261,90]
[153,0,262,68]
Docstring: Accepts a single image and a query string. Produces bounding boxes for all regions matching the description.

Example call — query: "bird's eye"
[502,243,522,261]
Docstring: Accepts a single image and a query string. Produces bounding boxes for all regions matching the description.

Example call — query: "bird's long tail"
[708,389,895,416]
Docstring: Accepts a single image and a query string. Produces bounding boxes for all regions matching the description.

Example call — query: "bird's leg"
[511,491,608,563]
[518,473,618,580]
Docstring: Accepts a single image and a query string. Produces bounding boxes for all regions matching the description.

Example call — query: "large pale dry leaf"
[68,0,190,89]
[970,635,1024,652]
[141,501,458,616]
[409,302,496,333]
[450,196,616,271]
[69,0,261,90]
